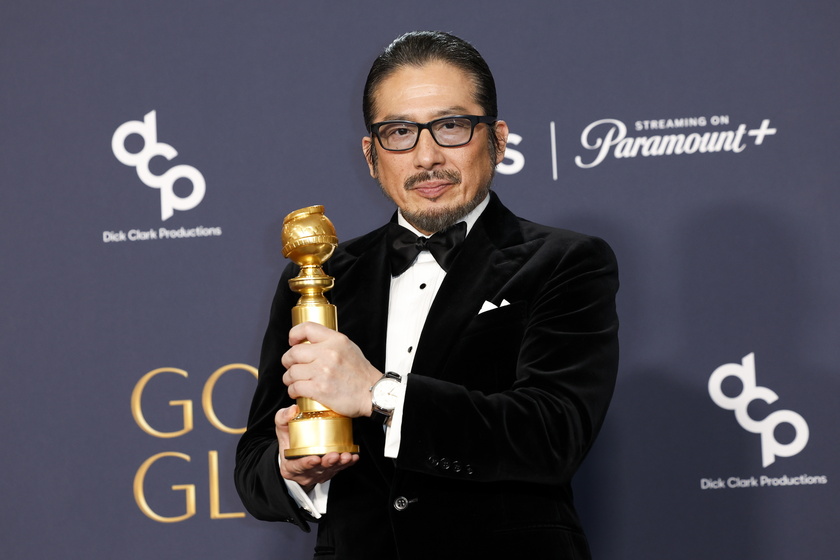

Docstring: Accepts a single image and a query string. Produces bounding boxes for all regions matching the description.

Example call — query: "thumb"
[276,404,300,428]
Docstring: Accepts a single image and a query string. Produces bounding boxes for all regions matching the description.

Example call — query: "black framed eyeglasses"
[369,115,497,152]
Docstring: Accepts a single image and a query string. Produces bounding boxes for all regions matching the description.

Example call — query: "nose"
[412,128,445,170]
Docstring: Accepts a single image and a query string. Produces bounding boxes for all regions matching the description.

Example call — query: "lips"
[411,180,453,198]
[404,170,461,195]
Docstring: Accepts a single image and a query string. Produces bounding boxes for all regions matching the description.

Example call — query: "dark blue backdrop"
[2,1,838,558]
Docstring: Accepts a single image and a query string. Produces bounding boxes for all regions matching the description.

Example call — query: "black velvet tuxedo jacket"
[235,192,619,559]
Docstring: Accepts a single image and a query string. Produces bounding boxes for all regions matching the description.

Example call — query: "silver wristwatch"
[370,372,402,416]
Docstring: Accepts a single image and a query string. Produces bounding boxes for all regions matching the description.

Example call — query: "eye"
[379,124,416,138]
[434,118,471,132]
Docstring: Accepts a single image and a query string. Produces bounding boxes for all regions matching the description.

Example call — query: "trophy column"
[281,206,359,459]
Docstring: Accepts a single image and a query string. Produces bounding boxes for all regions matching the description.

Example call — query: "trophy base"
[284,414,359,459]
[285,443,361,459]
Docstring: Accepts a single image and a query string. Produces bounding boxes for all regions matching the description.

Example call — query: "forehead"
[371,61,480,122]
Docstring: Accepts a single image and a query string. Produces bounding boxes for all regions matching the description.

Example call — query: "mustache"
[404,169,461,191]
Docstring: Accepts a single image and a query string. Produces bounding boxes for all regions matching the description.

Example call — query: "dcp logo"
[708,353,809,467]
[112,110,206,221]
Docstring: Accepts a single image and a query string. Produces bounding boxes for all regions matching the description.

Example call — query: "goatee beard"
[382,169,492,233]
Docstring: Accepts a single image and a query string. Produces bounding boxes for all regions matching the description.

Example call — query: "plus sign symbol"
[748,119,777,145]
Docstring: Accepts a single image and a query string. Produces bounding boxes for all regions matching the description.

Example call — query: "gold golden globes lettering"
[131,364,257,523]
[281,205,359,458]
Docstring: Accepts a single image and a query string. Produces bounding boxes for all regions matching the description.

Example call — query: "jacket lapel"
[410,193,536,379]
[329,226,391,371]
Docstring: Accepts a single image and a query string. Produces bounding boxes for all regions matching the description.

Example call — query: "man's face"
[362,61,508,235]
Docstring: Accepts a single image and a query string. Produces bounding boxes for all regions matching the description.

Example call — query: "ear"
[493,120,509,165]
[362,136,377,178]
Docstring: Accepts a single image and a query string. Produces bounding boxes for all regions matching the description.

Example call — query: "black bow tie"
[387,221,467,276]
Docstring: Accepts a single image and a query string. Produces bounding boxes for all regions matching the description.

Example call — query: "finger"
[325,452,356,467]
[284,455,321,475]
[281,365,296,387]
[319,453,357,472]
[281,343,316,370]
[338,452,359,466]
[320,452,341,468]
[325,457,358,477]
[289,321,336,346]
[286,378,317,400]
[282,358,319,388]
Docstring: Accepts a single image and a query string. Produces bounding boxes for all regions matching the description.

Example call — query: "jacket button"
[452,461,461,473]
[440,459,450,470]
[428,455,439,467]
[465,464,474,475]
[394,496,409,511]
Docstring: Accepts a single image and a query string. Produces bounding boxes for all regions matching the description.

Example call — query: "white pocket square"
[478,299,510,315]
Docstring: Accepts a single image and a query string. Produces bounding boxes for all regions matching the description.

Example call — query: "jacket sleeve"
[233,263,315,531]
[396,234,619,486]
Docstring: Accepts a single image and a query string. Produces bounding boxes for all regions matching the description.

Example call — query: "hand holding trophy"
[280,205,360,458]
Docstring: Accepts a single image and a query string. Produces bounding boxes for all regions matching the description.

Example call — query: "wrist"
[361,369,382,417]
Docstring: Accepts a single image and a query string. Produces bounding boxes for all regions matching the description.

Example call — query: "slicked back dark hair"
[363,31,499,131]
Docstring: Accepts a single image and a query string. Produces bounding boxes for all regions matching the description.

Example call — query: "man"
[235,31,619,559]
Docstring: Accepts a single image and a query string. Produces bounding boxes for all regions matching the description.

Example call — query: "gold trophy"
[281,205,359,458]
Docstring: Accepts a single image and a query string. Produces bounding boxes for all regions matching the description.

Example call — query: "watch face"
[372,378,400,411]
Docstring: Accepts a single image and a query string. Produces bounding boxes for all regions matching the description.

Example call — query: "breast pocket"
[462,301,527,338]
[446,301,527,392]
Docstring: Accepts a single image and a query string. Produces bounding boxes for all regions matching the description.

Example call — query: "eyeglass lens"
[377,117,475,150]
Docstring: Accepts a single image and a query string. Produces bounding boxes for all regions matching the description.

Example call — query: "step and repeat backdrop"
[2,1,838,559]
